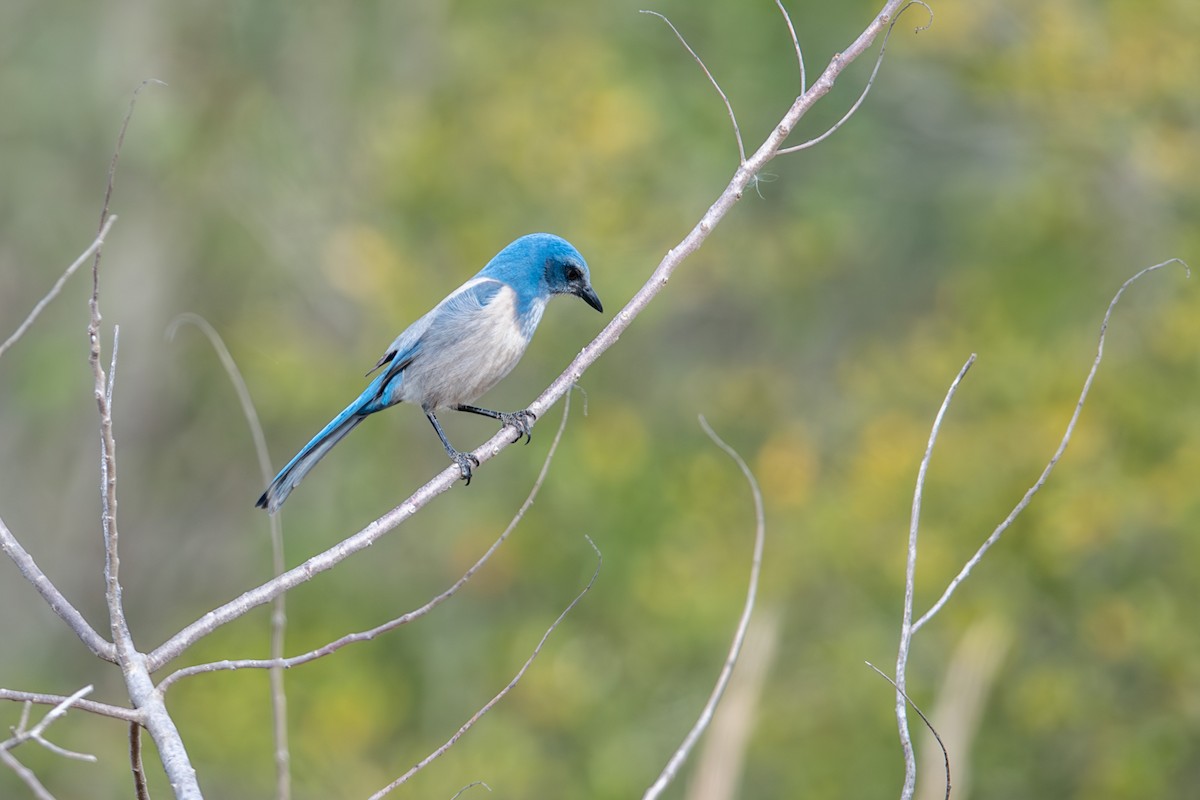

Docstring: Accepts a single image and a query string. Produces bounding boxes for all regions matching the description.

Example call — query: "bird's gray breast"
[401,284,545,409]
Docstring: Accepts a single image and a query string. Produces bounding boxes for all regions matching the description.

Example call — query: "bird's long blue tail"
[256,395,370,513]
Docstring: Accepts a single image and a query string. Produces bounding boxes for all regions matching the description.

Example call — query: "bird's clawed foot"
[500,409,536,444]
[452,449,481,485]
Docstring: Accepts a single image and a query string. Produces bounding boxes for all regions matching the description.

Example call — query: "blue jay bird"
[256,233,602,513]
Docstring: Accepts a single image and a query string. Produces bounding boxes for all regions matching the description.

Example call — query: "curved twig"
[166,312,291,799]
[641,10,746,164]
[643,416,766,800]
[913,258,1191,634]
[368,536,603,799]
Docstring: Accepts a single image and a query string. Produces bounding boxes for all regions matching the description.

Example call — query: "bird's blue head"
[481,233,603,314]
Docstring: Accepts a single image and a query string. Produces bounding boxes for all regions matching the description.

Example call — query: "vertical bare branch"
[894,354,975,797]
[130,722,151,800]
[643,417,766,800]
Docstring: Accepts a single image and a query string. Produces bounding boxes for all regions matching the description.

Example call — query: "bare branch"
[157,393,576,694]
[912,258,1191,635]
[0,516,116,661]
[0,689,141,724]
[368,536,603,799]
[0,215,118,360]
[643,417,766,800]
[166,312,290,800]
[449,782,492,800]
[640,10,746,164]
[778,1,931,155]
[130,722,151,800]
[895,353,975,797]
[147,0,914,674]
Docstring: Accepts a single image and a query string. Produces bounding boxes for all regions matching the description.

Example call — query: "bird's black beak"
[577,284,603,313]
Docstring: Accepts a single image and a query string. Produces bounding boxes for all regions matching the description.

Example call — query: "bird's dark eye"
[565,265,583,283]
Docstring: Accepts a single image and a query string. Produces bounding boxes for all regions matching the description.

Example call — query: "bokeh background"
[1,0,1198,798]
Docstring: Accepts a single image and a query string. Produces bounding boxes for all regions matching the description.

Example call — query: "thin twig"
[641,10,746,164]
[778,2,931,155]
[895,354,975,798]
[86,78,202,800]
[773,0,806,93]
[145,0,913,675]
[130,722,151,800]
[368,536,603,799]
[643,417,766,800]
[157,393,576,694]
[912,258,1191,635]
[449,781,492,799]
[866,662,950,800]
[0,689,141,724]
[166,312,290,800]
[0,686,95,753]
[0,215,118,360]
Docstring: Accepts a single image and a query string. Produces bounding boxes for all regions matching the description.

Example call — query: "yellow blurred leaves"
[755,422,816,509]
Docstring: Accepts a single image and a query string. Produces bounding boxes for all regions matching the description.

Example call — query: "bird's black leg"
[426,410,479,484]
[452,404,536,445]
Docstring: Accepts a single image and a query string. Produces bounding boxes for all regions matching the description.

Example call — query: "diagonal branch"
[367,536,603,799]
[156,392,575,694]
[146,0,915,675]
[0,215,118,360]
[912,258,1191,635]
[0,516,116,661]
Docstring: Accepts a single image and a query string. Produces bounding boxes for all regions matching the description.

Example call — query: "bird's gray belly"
[400,317,531,409]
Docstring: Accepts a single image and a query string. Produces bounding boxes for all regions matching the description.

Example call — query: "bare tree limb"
[894,353,975,798]
[643,417,766,800]
[913,258,1191,635]
[0,215,118,360]
[82,78,203,800]
[166,312,291,800]
[367,536,603,799]
[146,0,916,675]
[156,392,575,694]
[893,257,1189,800]
[0,689,141,724]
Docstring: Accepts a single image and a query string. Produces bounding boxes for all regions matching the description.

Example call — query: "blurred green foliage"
[1,0,1198,798]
